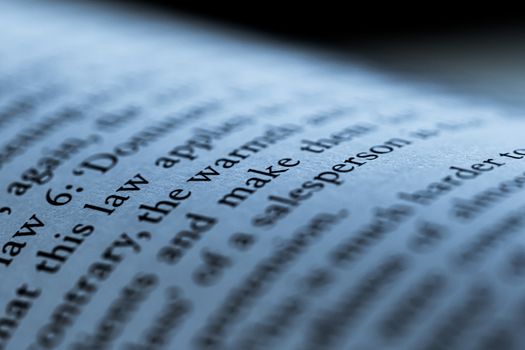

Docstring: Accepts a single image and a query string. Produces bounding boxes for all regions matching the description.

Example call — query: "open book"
[1,2,524,350]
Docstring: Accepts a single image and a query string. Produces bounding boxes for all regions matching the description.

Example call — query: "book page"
[1,2,524,350]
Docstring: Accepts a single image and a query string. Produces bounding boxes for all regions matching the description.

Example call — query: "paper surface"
[1,2,525,350]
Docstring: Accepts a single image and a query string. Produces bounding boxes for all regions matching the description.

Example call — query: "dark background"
[122,2,523,44]
[100,2,525,113]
